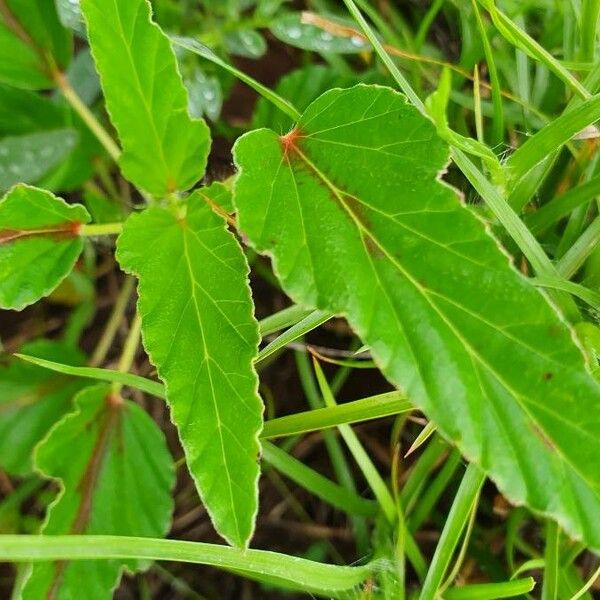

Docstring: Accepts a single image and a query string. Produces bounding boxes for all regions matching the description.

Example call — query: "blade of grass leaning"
[418,463,486,600]
[262,441,378,517]
[400,436,448,513]
[258,304,314,336]
[171,36,300,121]
[295,350,370,556]
[407,449,463,532]
[471,0,504,147]
[341,0,425,112]
[262,391,411,438]
[451,147,580,320]
[443,577,535,599]
[0,535,377,596]
[506,94,600,187]
[15,353,411,440]
[313,359,397,523]
[405,421,437,457]
[542,520,560,600]
[257,310,334,363]
[477,0,591,100]
[14,354,166,398]
[556,216,600,278]
[570,563,600,600]
[530,277,600,311]
[525,174,600,234]
[508,55,600,212]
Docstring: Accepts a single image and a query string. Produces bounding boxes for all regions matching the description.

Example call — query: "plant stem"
[112,312,142,395]
[54,71,121,162]
[80,223,124,237]
[90,276,136,367]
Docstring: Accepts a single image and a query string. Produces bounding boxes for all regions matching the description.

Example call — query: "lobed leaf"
[233,84,600,552]
[0,184,89,310]
[81,0,210,196]
[22,384,175,599]
[116,189,263,548]
[0,340,86,476]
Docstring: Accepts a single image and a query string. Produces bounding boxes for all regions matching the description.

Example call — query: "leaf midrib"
[287,142,600,504]
[104,0,172,188]
[181,224,243,546]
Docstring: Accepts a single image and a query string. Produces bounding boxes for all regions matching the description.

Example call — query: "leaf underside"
[0,184,89,310]
[81,0,210,196]
[116,188,263,548]
[23,385,175,599]
[233,84,600,552]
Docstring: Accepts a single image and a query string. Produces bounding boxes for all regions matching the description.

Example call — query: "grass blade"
[443,577,535,599]
[262,441,378,517]
[313,359,397,523]
[171,36,300,121]
[506,94,600,186]
[478,1,590,99]
[0,535,376,596]
[257,310,333,363]
[525,174,600,234]
[262,391,411,439]
[418,464,486,600]
[557,215,600,278]
[14,354,165,398]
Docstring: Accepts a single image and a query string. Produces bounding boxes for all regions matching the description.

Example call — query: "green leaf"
[271,12,370,54]
[185,68,222,121]
[0,129,79,192]
[0,84,64,134]
[0,0,72,90]
[116,190,263,548]
[81,0,210,196]
[198,180,234,213]
[233,84,600,552]
[21,384,174,598]
[0,184,90,310]
[55,0,85,36]
[0,84,100,192]
[23,385,175,600]
[251,64,384,135]
[0,340,86,476]
[223,29,267,59]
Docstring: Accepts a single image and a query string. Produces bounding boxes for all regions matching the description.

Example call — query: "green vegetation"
[0,0,599,598]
